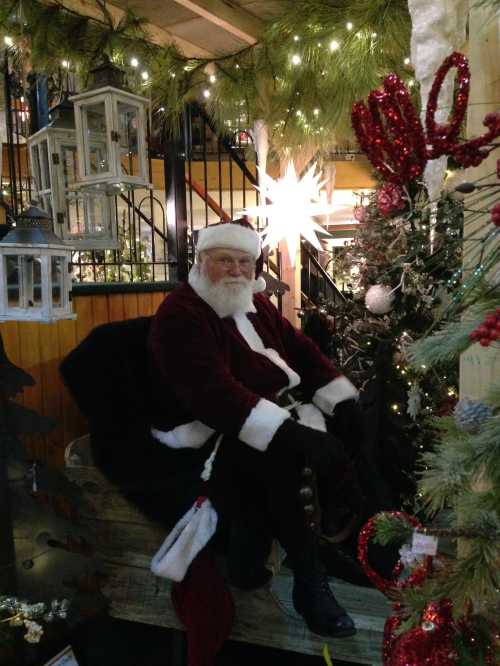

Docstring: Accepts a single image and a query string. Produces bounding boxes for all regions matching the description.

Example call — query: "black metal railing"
[301,242,345,307]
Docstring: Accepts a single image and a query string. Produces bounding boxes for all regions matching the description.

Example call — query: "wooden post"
[459,8,500,400]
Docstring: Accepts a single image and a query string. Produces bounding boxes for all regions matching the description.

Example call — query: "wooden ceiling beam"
[171,0,263,45]
[57,0,214,58]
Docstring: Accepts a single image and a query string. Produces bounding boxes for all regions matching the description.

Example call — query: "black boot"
[289,535,356,639]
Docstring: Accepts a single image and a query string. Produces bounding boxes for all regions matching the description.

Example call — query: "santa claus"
[147,218,364,639]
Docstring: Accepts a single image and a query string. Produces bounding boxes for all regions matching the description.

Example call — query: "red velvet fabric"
[171,550,235,666]
[148,283,342,436]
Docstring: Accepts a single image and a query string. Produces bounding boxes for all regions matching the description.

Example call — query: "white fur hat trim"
[150,497,218,582]
[196,223,261,259]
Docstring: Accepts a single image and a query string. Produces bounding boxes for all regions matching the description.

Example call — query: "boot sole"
[303,620,357,639]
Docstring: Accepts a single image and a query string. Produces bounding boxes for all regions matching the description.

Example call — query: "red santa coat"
[148,282,358,453]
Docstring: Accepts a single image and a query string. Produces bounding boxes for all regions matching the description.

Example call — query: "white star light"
[244,162,333,263]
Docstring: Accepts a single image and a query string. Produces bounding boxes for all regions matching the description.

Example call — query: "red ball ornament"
[480,337,491,347]
[484,314,498,328]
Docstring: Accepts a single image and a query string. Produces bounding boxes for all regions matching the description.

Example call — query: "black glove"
[268,418,347,468]
[328,399,365,460]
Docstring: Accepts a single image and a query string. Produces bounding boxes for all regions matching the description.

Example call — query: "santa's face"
[201,248,255,284]
[190,247,256,318]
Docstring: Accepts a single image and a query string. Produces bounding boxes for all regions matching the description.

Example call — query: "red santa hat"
[195,218,266,291]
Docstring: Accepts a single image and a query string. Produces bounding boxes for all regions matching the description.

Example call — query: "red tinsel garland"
[352,52,500,184]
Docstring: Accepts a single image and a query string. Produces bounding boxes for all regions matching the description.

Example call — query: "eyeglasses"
[205,252,255,271]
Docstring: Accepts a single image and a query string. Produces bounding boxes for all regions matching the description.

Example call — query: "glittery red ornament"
[352,52,500,184]
[389,599,458,666]
[352,74,427,185]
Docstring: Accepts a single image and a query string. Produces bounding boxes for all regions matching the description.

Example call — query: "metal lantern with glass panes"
[28,100,118,249]
[70,55,151,192]
[0,204,75,322]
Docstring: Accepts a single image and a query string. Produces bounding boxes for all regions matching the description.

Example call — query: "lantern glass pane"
[31,145,43,192]
[61,143,78,188]
[5,255,20,307]
[66,193,85,236]
[86,193,108,234]
[117,102,140,177]
[39,140,50,190]
[51,256,64,307]
[24,256,43,308]
[82,102,109,176]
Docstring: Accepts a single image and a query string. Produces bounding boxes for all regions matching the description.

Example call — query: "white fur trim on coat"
[313,376,359,416]
[151,420,215,449]
[196,223,261,258]
[233,313,301,391]
[295,403,327,432]
[151,498,217,582]
[239,398,290,451]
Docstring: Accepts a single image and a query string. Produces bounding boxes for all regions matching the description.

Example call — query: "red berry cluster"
[469,308,500,346]
[491,203,500,227]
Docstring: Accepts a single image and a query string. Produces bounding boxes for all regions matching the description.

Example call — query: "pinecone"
[453,398,493,433]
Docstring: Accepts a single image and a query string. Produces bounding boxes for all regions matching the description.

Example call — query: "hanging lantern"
[0,203,74,322]
[28,100,118,249]
[70,55,151,193]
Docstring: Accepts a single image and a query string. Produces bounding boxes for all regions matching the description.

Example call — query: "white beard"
[188,263,256,318]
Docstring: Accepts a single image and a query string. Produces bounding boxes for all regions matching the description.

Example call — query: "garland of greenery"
[0,0,412,157]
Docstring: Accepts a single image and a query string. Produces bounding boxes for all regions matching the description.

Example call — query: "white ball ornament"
[365,284,394,314]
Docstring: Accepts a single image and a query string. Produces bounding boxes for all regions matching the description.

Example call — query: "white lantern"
[70,56,151,193]
[0,204,75,322]
[28,100,118,249]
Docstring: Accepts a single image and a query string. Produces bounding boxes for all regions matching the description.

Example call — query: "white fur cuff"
[239,398,290,451]
[150,498,218,582]
[313,376,359,416]
[151,420,215,449]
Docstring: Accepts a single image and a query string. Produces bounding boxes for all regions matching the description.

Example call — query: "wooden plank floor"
[100,561,389,666]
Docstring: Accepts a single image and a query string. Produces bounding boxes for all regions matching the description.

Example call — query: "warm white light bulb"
[291,54,301,65]
[61,60,70,69]
[346,22,353,30]
[203,89,211,98]
[404,57,410,65]
[141,71,149,81]
[371,32,377,38]
[130,57,139,68]
[4,36,13,47]
[313,108,319,116]
[209,74,216,83]
[329,40,340,51]
[293,35,299,42]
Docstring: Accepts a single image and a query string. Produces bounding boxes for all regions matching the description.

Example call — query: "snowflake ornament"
[243,161,333,264]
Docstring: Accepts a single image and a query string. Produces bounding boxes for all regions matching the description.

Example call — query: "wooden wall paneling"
[108,293,125,321]
[122,293,139,320]
[91,294,109,328]
[74,296,94,344]
[151,291,167,313]
[137,292,153,317]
